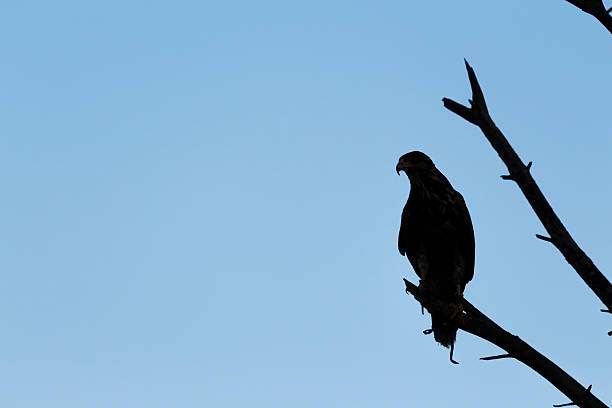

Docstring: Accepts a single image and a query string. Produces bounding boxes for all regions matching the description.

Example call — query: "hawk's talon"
[417,280,427,294]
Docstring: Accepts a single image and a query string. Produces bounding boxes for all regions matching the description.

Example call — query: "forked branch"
[564,0,612,35]
[403,279,608,408]
[442,60,612,313]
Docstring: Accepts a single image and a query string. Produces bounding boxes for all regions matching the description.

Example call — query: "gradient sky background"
[1,1,611,407]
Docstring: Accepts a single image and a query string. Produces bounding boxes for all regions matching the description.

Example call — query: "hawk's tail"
[431,311,458,348]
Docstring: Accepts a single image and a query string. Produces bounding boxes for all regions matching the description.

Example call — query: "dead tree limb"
[403,279,609,408]
[563,0,612,35]
[441,60,612,313]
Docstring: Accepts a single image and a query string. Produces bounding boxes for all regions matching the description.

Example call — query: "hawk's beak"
[396,160,413,175]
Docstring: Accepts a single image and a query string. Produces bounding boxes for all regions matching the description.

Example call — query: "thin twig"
[480,353,513,361]
[554,386,594,407]
[536,234,554,243]
[442,60,612,313]
[404,279,608,408]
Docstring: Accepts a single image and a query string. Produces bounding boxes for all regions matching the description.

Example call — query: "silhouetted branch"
[536,234,554,243]
[564,0,612,34]
[555,386,595,407]
[556,402,579,407]
[442,60,612,314]
[404,279,608,408]
[480,353,513,361]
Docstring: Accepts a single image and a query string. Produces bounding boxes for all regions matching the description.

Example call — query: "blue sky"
[1,1,611,407]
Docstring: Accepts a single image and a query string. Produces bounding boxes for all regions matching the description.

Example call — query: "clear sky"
[1,1,611,407]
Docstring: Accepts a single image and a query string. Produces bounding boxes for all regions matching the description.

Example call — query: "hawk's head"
[396,151,435,176]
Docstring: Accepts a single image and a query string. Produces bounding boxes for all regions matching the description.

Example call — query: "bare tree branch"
[555,387,595,407]
[403,279,608,408]
[441,60,612,313]
[564,0,612,34]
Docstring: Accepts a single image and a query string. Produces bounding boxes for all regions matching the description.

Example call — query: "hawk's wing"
[398,201,429,280]
[398,204,411,257]
[398,191,474,287]
[445,191,475,287]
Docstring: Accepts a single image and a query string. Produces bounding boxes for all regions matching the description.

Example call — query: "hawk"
[396,151,474,363]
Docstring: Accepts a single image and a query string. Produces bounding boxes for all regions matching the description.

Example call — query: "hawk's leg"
[449,303,464,328]
[448,284,463,364]
[449,342,459,365]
